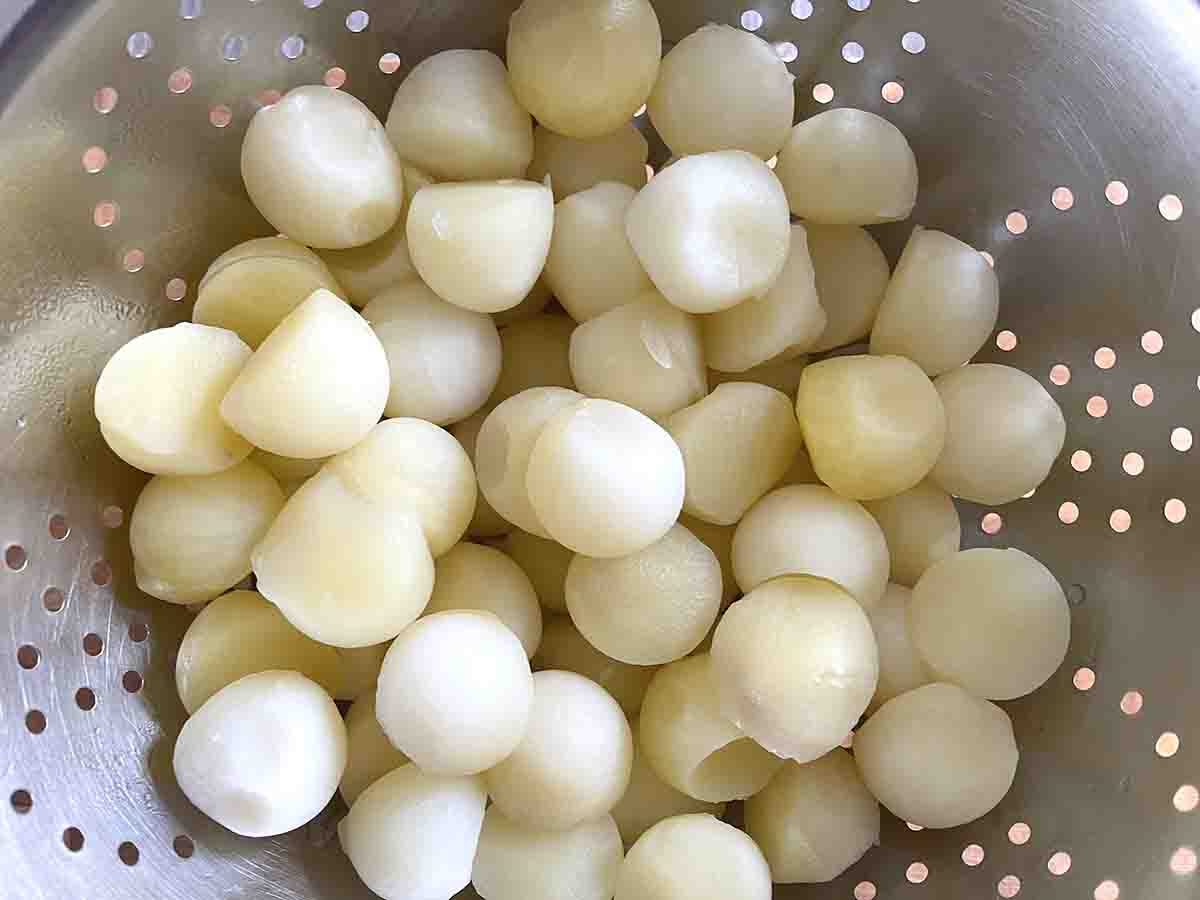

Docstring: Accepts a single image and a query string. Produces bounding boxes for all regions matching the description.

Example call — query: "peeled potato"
[535,618,656,716]
[407,179,554,314]
[341,694,409,806]
[242,86,403,248]
[492,314,577,404]
[775,108,918,224]
[507,0,661,139]
[251,449,326,484]
[450,411,515,539]
[677,515,737,609]
[806,224,891,353]
[854,682,1018,828]
[492,277,554,328]
[502,530,573,613]
[130,459,284,605]
[174,671,346,837]
[931,364,1066,504]
[96,323,252,476]
[528,126,649,201]
[863,481,961,587]
[666,383,801,526]
[744,749,880,884]
[626,151,791,314]
[648,24,794,159]
[335,643,390,702]
[866,583,929,713]
[385,49,532,181]
[709,355,808,397]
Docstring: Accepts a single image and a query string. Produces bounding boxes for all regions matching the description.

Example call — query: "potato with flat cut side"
[528,126,649,201]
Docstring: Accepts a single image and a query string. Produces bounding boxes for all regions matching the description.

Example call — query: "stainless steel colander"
[2,0,1198,897]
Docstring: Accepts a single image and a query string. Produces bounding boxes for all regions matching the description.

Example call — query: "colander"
[2,0,1198,897]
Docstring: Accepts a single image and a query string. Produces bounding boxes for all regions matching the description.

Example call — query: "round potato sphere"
[242,86,403,249]
[96,323,253,476]
[648,24,794,160]
[775,108,918,225]
[507,0,661,139]
[362,281,502,425]
[473,808,625,900]
[527,399,686,558]
[931,364,1067,504]
[534,618,657,717]
[485,670,633,830]
[528,125,649,201]
[616,814,772,900]
[870,228,999,375]
[339,764,486,900]
[863,481,961,587]
[854,682,1019,828]
[341,694,409,807]
[678,515,738,609]
[807,224,891,353]
[385,49,532,181]
[866,583,929,713]
[502,530,573,613]
[449,411,515,539]
[797,354,947,501]
[492,277,554,328]
[625,150,791,314]
[334,643,390,702]
[130,459,284,606]
[492,314,577,404]
[174,671,347,837]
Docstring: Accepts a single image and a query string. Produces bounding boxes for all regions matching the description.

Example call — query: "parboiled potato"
[911,548,1069,700]
[526,399,685,558]
[709,355,808,397]
[407,179,554,314]
[678,514,737,609]
[544,182,654,323]
[797,354,946,501]
[130,459,284,605]
[362,281,502,425]
[502,530,573,613]
[854,682,1018,828]
[733,485,890,609]
[535,617,657,717]
[569,293,707,419]
[666,383,802,526]
[450,411,514,539]
[96,323,253,476]
[242,86,403,248]
[335,643,390,701]
[385,49,532,181]
[863,481,961,587]
[492,314,577,404]
[220,289,389,459]
[626,150,791,314]
[639,654,784,802]
[340,765,487,900]
[485,670,633,830]
[528,126,649,201]
[174,671,346,837]
[175,590,340,714]
[341,694,409,806]
[806,224,891,353]
[744,749,880,884]
[194,237,345,347]
[702,223,826,372]
[492,277,554,328]
[870,228,999,374]
[775,108,918,225]
[648,24,794,159]
[507,0,661,139]
[866,583,929,713]
[931,363,1066,504]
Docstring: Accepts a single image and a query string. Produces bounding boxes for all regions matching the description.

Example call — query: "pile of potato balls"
[94,2,1070,898]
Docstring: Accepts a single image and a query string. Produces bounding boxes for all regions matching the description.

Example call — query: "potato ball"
[341,694,409,806]
[774,109,918,224]
[242,86,404,249]
[130,458,283,605]
[174,671,346,837]
[339,765,486,900]
[677,515,738,609]
[534,618,657,717]
[865,583,929,713]
[385,49,532,181]
[732,485,889,609]
[626,151,791,314]
[648,24,794,159]
[502,530,573,613]
[485,670,633,830]
[507,0,661,139]
[709,355,808,397]
[796,354,946,500]
[492,314,577,403]
[931,364,1066,504]
[526,399,685,557]
[450,411,515,539]
[335,643,390,702]
[492,277,554,328]
[666,383,801,526]
[95,323,252,476]
[806,224,891,353]
[863,481,961,587]
[854,682,1018,828]
[528,126,649,201]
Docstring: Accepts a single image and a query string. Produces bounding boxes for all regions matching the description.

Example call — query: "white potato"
[341,694,409,806]
[709,355,808,397]
[865,583,929,713]
[677,515,737,610]
[502,530,573,613]
[535,618,657,716]
[492,277,554,327]
[528,126,649,201]
[449,411,514,539]
[863,481,961,587]
[335,643,390,701]
[807,224,891,352]
[492,314,577,404]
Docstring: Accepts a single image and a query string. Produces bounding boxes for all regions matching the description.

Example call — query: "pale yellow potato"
[507,0,661,139]
[242,86,404,248]
[863,481,961,587]
[854,682,1018,828]
[250,449,326,484]
[492,313,577,404]
[194,237,344,347]
[744,748,879,883]
[709,355,808,397]
[407,179,554,314]
[492,277,554,328]
[931,363,1066,504]
[535,618,657,717]
[677,515,737,610]
[341,694,409,806]
[648,24,794,159]
[806,224,891,352]
[865,583,929,713]
[450,410,513,539]
[625,151,791,314]
[130,459,284,605]
[334,643,390,701]
[797,354,946,501]
[638,654,784,802]
[775,108,918,225]
[732,485,889,609]
[385,50,532,181]
[502,530,573,613]
[569,293,706,419]
[96,323,253,476]
[175,590,340,714]
[528,126,649,201]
